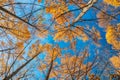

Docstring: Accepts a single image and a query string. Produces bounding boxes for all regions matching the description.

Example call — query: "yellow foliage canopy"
[28,43,43,58]
[44,44,61,60]
[9,21,31,41]
[60,55,91,77]
[16,42,24,52]
[54,26,88,42]
[46,2,69,24]
[106,25,120,50]
[0,13,31,41]
[110,56,120,68]
[15,42,25,60]
[104,0,120,7]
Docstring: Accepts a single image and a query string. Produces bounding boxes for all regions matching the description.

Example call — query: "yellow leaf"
[110,56,120,68]
[49,70,58,78]
[106,25,120,50]
[15,42,24,54]
[44,43,52,51]
[104,0,120,7]
[54,29,66,41]
[15,42,24,60]
[38,64,47,71]
[45,2,68,24]
[48,47,61,60]
[38,0,41,2]
[54,26,88,42]
[6,21,31,41]
[28,43,43,58]
[16,42,24,49]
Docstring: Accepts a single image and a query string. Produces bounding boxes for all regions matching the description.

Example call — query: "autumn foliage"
[0,0,120,80]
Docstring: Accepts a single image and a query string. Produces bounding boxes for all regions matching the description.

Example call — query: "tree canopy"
[0,0,120,80]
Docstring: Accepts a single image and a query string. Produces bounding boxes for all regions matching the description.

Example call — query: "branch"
[73,0,97,23]
[45,60,54,80]
[0,47,15,52]
[6,40,32,76]
[0,6,41,31]
[3,51,42,80]
[92,5,118,20]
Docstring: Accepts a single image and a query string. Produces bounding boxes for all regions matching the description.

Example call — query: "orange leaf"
[38,0,41,2]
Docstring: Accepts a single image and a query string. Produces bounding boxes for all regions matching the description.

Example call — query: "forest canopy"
[0,0,120,80]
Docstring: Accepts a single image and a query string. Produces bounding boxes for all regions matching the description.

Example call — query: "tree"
[0,0,120,80]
